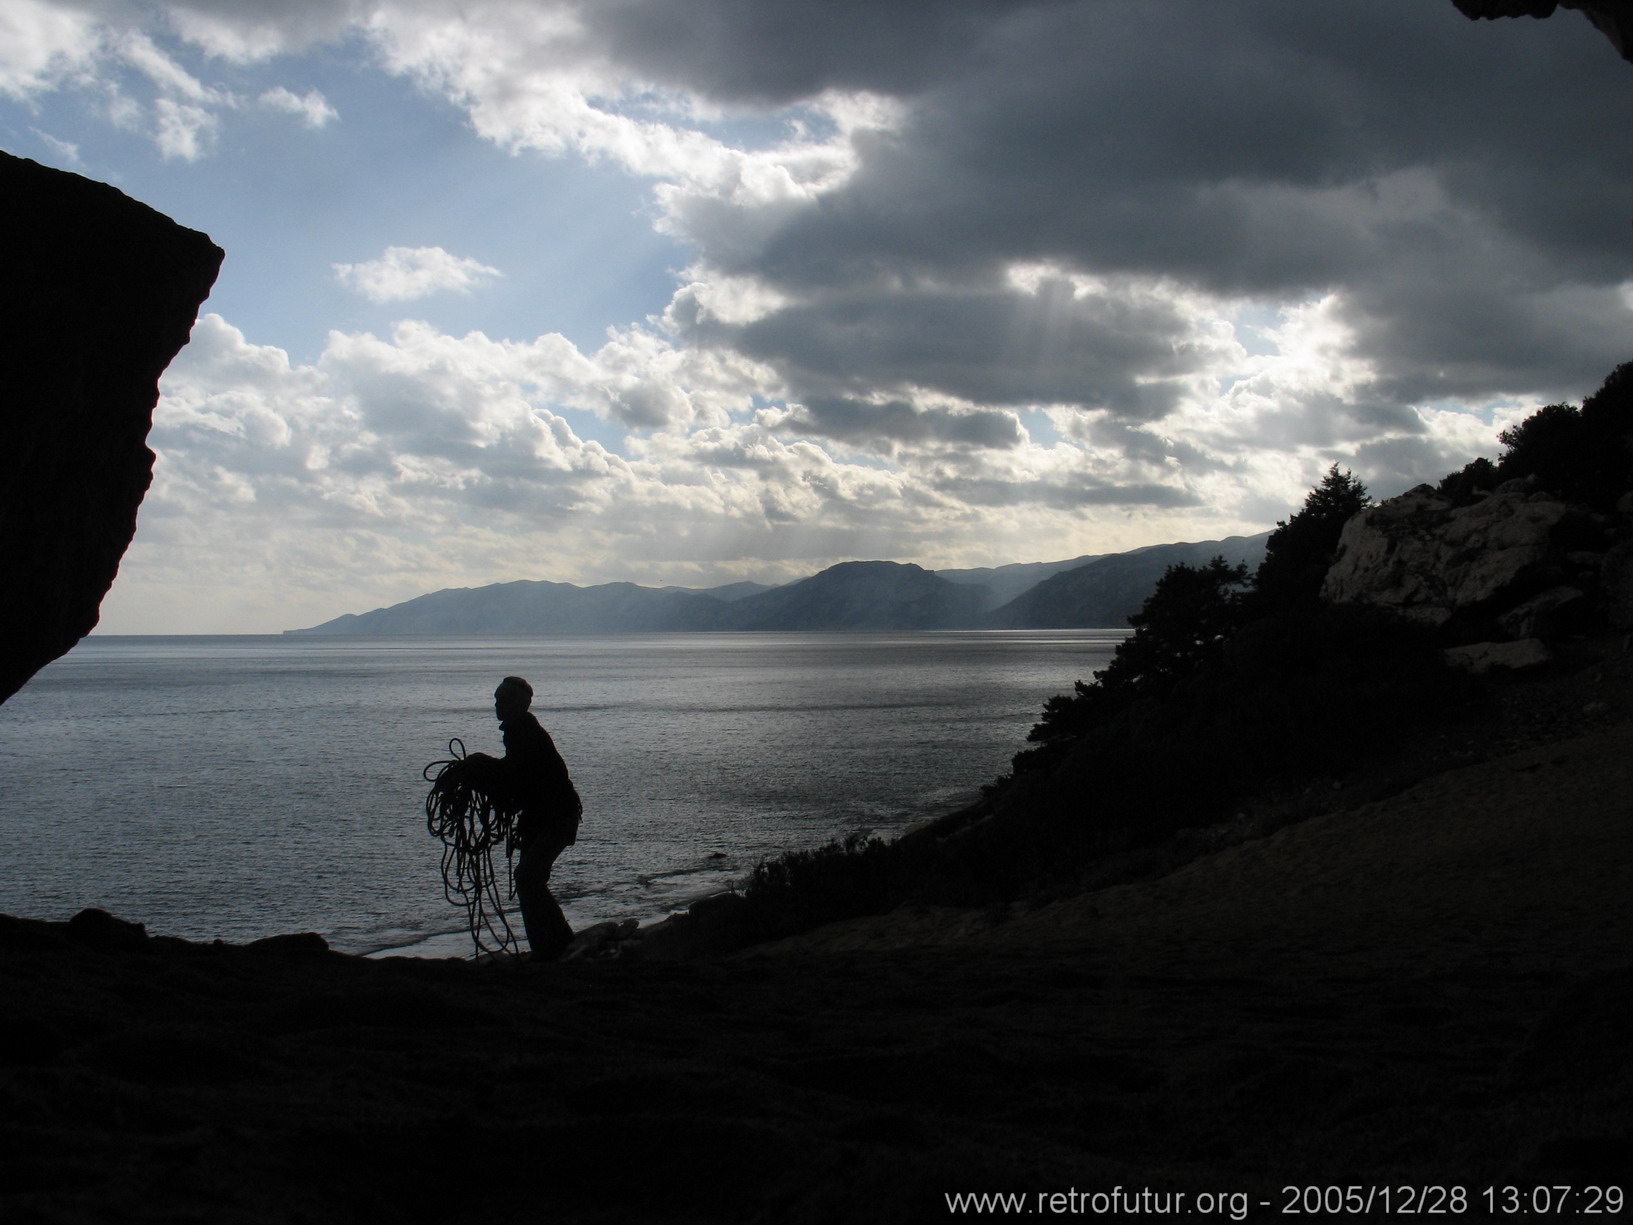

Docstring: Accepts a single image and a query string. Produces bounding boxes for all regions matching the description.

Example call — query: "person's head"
[494,675,533,720]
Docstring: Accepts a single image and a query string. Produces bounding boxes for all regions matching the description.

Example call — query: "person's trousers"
[514,832,573,958]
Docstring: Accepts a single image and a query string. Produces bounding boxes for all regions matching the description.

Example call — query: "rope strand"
[423,739,522,958]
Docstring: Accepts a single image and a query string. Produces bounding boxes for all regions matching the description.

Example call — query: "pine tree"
[1253,464,1371,609]
[1095,557,1251,695]
[1024,556,1249,751]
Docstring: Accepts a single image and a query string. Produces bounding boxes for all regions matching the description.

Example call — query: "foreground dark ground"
[4,712,1631,1224]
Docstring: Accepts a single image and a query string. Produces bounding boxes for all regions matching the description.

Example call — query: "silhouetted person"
[492,675,581,959]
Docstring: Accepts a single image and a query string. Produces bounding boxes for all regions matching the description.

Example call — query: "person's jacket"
[500,712,581,845]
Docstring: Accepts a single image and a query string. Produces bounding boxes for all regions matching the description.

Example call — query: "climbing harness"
[423,738,522,958]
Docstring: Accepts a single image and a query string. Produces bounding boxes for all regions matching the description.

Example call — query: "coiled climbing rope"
[423,739,521,958]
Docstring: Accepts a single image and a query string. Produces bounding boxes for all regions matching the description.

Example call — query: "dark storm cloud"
[673,2,1630,290]
[627,0,1633,406]
[784,396,1022,451]
[580,0,1070,106]
[731,279,1204,419]
[1344,271,1633,403]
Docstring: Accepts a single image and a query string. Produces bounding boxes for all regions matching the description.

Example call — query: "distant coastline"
[285,534,1269,636]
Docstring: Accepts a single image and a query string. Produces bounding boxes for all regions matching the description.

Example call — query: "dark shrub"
[1492,362,1633,507]
[1438,455,1498,506]
[735,831,899,939]
[1496,402,1584,494]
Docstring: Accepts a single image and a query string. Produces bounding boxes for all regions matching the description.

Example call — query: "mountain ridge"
[286,532,1272,634]
[986,534,1269,628]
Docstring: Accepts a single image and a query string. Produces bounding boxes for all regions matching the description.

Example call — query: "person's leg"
[513,833,573,958]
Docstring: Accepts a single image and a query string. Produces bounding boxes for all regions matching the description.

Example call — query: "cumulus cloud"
[160,0,368,61]
[131,311,1287,628]
[151,96,219,159]
[0,0,105,98]
[2,3,344,157]
[153,314,622,544]
[257,84,335,127]
[333,246,504,303]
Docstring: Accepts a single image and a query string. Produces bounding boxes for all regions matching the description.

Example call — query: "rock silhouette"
[1452,0,1633,64]
[0,153,222,705]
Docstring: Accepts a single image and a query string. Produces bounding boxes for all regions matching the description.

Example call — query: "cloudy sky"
[5,0,1631,633]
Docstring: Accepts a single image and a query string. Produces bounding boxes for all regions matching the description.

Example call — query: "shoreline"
[360,927,476,960]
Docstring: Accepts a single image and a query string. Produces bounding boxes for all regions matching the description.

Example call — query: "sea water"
[0,631,1122,954]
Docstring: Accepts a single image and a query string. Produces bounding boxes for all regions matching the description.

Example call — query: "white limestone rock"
[1442,639,1554,675]
[1322,483,1574,624]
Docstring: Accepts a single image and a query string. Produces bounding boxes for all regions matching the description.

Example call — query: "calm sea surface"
[0,631,1122,954]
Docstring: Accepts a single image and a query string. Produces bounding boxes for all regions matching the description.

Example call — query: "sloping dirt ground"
[3,721,1629,1223]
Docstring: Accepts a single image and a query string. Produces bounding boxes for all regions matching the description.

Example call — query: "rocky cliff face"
[1322,477,1633,670]
[0,153,223,704]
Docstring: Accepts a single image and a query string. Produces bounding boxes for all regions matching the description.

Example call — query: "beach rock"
[65,907,151,953]
[0,152,222,705]
[1322,483,1576,626]
[246,932,332,956]
[562,918,640,961]
[1497,585,1588,639]
[1442,638,1554,674]
[1601,543,1633,628]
